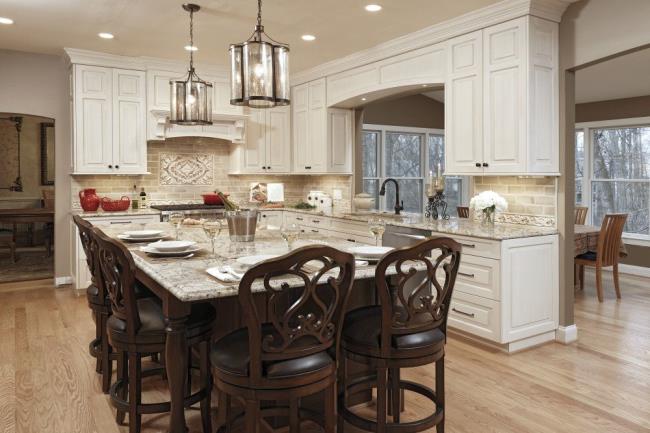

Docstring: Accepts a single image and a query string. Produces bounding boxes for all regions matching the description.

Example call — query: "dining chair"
[338,237,462,433]
[575,213,627,302]
[457,206,470,218]
[575,206,588,225]
[93,227,216,433]
[211,245,355,433]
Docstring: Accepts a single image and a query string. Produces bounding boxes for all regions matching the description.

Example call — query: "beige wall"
[576,95,650,122]
[0,49,70,280]
[363,94,444,129]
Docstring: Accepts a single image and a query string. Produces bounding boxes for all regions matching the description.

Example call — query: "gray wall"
[363,94,444,129]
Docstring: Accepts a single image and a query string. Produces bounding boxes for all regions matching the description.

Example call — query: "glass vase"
[482,207,495,225]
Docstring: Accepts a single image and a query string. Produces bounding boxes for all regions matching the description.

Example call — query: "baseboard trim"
[555,325,578,344]
[585,264,650,279]
[54,276,72,287]
[448,329,557,354]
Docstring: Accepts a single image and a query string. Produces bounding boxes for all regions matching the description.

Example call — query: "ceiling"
[0,0,501,72]
[575,47,650,104]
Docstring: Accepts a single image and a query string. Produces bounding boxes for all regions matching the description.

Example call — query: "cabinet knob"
[482,162,488,167]
[475,163,481,168]
[115,165,119,169]
[261,166,266,170]
[108,164,113,169]
[267,166,271,170]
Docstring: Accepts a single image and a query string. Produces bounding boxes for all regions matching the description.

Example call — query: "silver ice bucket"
[225,209,259,242]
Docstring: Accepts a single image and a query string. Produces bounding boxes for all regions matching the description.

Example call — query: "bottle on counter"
[132,185,139,209]
[140,187,147,209]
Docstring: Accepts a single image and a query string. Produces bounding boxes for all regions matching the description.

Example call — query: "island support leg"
[164,299,191,433]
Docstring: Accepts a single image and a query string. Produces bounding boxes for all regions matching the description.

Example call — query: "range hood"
[150,110,246,143]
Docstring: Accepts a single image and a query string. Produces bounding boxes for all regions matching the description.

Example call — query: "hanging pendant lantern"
[170,3,213,125]
[230,0,290,108]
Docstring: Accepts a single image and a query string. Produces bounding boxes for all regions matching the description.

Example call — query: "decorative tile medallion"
[160,153,213,185]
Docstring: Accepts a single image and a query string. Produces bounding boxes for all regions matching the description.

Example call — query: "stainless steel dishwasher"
[382,224,433,249]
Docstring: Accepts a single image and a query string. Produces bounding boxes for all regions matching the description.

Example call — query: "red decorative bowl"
[202,193,228,206]
[101,196,131,212]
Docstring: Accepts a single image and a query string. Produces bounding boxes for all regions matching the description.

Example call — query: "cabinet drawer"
[83,214,160,226]
[260,211,283,229]
[300,215,331,229]
[328,230,376,245]
[454,255,500,300]
[434,233,500,259]
[330,218,370,236]
[448,291,501,342]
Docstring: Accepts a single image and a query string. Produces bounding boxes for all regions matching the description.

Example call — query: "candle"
[437,162,441,178]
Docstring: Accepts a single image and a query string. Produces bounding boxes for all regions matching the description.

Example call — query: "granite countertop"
[101,223,411,302]
[72,208,161,218]
[266,208,558,240]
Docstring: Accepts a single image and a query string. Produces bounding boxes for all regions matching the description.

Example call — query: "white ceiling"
[0,0,501,72]
[575,47,650,104]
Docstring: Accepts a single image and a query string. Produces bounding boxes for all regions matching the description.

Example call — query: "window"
[361,125,467,215]
[575,118,650,241]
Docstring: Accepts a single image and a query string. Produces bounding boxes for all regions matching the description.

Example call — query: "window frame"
[575,116,650,244]
[362,124,468,214]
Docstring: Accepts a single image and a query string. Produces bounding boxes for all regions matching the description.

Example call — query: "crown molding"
[291,0,573,85]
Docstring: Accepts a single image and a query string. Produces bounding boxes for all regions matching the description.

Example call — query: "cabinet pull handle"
[459,271,475,278]
[305,166,312,169]
[347,238,356,242]
[460,243,476,248]
[482,162,488,167]
[452,308,475,318]
[311,229,319,233]
[475,163,481,167]
[109,221,132,225]
[312,219,320,223]
[296,217,304,221]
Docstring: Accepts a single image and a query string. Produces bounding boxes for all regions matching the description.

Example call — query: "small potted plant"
[469,191,508,224]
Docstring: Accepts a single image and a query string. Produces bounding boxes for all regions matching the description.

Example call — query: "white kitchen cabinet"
[445,16,559,176]
[259,211,284,229]
[292,79,354,174]
[230,106,291,174]
[72,65,147,174]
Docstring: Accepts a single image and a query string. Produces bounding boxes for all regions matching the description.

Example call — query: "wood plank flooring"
[0,272,649,433]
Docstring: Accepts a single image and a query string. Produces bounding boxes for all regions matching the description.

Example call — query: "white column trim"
[555,324,578,344]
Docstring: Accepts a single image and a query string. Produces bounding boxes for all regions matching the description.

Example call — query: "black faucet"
[379,178,404,215]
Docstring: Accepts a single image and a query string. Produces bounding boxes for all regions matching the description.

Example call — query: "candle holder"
[425,191,449,220]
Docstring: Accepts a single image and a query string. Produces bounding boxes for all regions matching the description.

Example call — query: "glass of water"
[368,217,386,246]
[169,212,184,240]
[280,223,301,250]
[202,219,223,256]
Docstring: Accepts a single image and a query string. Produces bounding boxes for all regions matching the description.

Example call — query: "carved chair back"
[457,206,470,218]
[92,227,142,337]
[374,237,461,357]
[575,206,588,225]
[238,245,355,383]
[73,215,104,297]
[597,213,627,267]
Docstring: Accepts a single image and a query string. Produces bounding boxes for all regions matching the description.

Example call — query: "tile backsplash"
[473,176,557,226]
[70,137,352,210]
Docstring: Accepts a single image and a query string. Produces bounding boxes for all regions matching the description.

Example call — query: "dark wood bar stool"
[210,245,355,433]
[93,227,216,433]
[456,206,470,218]
[338,237,461,433]
[73,214,115,393]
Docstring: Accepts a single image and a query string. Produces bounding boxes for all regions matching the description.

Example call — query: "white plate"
[236,254,278,268]
[148,240,196,252]
[123,230,163,238]
[118,234,166,242]
[140,245,202,257]
[348,246,393,259]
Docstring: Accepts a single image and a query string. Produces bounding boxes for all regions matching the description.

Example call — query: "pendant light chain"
[189,7,195,70]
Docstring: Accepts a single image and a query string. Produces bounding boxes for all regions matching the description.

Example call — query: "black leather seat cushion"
[86,284,103,306]
[210,325,333,379]
[107,298,215,340]
[576,251,597,261]
[342,306,445,352]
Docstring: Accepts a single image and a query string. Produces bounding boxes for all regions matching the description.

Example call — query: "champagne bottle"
[140,187,147,209]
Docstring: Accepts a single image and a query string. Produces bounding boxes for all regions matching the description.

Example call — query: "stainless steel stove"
[150,204,226,222]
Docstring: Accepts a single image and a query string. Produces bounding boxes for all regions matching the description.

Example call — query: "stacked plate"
[118,230,166,242]
[141,240,200,257]
[348,246,393,262]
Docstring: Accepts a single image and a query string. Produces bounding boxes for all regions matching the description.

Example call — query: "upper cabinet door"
[327,109,353,174]
[445,31,484,175]
[243,109,267,173]
[112,69,147,173]
[308,79,327,172]
[266,106,291,173]
[208,76,246,116]
[483,18,527,173]
[292,83,311,173]
[74,65,113,173]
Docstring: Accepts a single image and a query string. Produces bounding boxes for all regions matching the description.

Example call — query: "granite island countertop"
[265,208,558,240]
[72,208,161,218]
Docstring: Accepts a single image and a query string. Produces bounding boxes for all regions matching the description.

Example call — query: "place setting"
[139,240,203,258]
[117,229,168,243]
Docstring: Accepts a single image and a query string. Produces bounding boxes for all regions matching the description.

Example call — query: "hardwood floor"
[0,273,649,433]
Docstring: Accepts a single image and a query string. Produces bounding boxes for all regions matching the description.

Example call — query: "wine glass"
[280,223,301,250]
[202,220,223,257]
[368,217,386,246]
[169,212,184,240]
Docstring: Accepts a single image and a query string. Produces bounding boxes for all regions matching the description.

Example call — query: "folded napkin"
[206,266,242,283]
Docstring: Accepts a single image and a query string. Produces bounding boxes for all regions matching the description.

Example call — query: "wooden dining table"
[0,208,55,253]
[574,224,628,257]
[103,223,406,433]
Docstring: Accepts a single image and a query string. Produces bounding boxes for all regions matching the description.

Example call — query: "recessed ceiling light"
[422,84,428,87]
[184,45,198,51]
[98,32,114,39]
[361,97,367,101]
[0,17,14,25]
[365,4,382,12]
[301,34,316,41]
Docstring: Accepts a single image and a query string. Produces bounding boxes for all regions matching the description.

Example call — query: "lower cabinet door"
[448,291,501,342]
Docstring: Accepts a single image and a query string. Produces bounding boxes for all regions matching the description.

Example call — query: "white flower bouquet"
[469,191,508,223]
